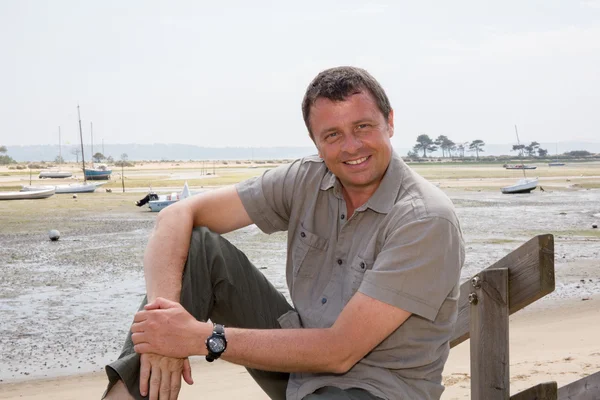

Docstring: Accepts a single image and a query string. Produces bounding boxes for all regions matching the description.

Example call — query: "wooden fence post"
[511,381,557,399]
[470,267,510,400]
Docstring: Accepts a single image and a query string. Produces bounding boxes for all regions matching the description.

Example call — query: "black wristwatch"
[205,324,227,362]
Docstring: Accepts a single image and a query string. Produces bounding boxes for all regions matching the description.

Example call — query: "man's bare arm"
[132,292,411,374]
[143,185,252,302]
[221,292,411,373]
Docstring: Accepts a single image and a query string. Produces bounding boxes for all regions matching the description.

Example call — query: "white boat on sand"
[39,170,73,179]
[0,188,56,200]
[137,182,192,212]
[502,126,538,195]
[21,182,105,194]
[501,178,538,194]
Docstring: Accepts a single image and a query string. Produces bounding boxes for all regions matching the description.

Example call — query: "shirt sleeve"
[358,216,464,321]
[235,160,301,234]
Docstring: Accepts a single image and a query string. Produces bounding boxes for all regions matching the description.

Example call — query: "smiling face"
[309,91,394,198]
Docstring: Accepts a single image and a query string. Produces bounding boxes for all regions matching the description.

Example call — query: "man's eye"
[326,132,339,139]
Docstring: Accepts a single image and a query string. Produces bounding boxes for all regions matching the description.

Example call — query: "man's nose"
[341,133,362,153]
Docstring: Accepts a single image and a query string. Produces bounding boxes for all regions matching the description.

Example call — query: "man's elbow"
[327,348,359,374]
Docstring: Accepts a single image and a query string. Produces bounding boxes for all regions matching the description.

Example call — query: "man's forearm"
[220,327,350,374]
[143,186,252,303]
[144,205,194,302]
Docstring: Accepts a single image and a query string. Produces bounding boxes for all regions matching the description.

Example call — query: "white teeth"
[345,156,368,165]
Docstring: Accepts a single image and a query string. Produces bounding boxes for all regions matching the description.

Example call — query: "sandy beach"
[1,296,598,400]
[1,161,599,398]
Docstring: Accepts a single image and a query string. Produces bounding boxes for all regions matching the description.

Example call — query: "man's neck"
[341,185,379,218]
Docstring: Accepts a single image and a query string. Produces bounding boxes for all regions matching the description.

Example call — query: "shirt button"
[300,232,306,238]
[360,262,366,269]
[321,298,327,304]
[341,214,345,220]
[337,259,342,265]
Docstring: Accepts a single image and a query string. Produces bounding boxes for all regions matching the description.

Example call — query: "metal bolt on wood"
[468,292,478,305]
[472,276,481,289]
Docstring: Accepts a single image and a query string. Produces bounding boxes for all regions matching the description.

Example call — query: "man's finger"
[160,367,171,400]
[130,322,144,333]
[170,371,182,399]
[149,366,161,400]
[131,332,145,345]
[139,356,151,397]
[145,297,178,310]
[182,358,194,385]
[133,311,148,323]
[134,343,152,354]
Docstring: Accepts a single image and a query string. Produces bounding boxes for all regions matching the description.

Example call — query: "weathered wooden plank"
[451,234,554,347]
[511,381,558,400]
[558,370,600,400]
[470,268,510,400]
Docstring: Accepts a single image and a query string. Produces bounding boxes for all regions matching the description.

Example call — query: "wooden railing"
[448,234,600,399]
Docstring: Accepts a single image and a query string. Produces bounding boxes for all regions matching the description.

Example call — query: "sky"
[0,0,598,150]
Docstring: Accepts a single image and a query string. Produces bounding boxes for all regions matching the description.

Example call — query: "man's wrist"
[195,321,212,356]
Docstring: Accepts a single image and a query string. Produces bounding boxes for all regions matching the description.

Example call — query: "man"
[104,66,464,400]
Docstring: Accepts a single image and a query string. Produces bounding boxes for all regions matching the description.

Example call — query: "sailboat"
[548,143,566,166]
[39,127,73,178]
[501,125,538,194]
[84,121,113,180]
[23,108,105,193]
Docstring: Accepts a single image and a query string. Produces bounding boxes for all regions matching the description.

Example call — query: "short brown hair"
[301,66,392,138]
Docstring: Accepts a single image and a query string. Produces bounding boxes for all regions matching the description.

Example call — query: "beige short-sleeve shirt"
[236,152,464,400]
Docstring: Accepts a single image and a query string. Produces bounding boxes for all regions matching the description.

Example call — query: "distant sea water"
[6,141,600,162]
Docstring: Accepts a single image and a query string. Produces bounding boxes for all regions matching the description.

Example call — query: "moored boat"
[21,182,105,194]
[84,165,112,180]
[501,126,538,194]
[501,178,538,194]
[138,182,192,212]
[503,164,537,170]
[0,188,56,200]
[39,170,73,179]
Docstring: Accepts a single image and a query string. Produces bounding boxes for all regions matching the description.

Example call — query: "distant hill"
[4,142,600,162]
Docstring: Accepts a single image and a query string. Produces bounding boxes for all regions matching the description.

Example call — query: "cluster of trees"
[408,135,551,160]
[408,135,486,159]
[0,145,16,165]
[67,147,130,166]
[510,142,548,157]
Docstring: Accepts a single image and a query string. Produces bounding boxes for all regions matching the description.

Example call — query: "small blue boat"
[84,165,112,180]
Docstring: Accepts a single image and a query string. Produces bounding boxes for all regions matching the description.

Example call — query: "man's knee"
[190,226,217,244]
[103,380,135,400]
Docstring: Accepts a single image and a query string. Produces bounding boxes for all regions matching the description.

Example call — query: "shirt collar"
[319,151,405,214]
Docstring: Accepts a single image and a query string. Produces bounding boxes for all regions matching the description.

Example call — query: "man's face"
[309,91,394,194]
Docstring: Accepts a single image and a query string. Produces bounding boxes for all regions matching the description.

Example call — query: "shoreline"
[1,296,598,399]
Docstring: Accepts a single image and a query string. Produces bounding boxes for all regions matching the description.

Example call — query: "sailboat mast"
[58,126,62,162]
[90,121,94,166]
[514,125,526,178]
[78,105,87,184]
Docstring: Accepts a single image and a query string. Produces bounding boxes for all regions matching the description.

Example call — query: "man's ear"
[387,109,395,138]
[312,134,323,158]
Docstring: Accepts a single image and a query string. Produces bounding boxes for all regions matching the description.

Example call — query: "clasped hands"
[131,297,211,359]
[130,298,212,399]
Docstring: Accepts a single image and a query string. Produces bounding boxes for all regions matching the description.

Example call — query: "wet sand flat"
[1,162,599,397]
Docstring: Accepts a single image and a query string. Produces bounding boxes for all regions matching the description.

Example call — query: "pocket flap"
[277,310,303,329]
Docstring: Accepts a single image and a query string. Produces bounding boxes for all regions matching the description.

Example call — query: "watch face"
[208,337,225,353]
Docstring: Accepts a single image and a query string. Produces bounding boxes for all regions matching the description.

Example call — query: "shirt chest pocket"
[343,255,375,304]
[292,226,328,278]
